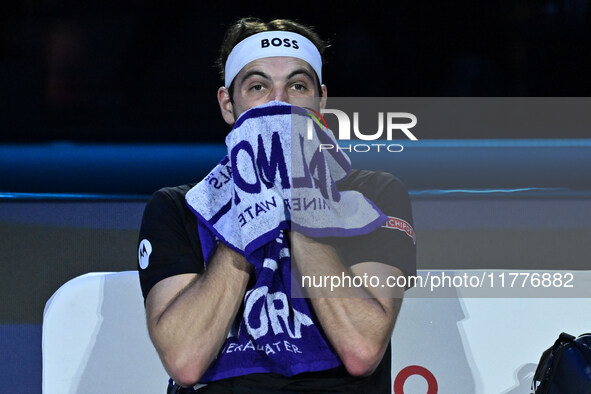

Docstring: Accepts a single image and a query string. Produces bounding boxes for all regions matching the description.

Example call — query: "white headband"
[224,31,322,87]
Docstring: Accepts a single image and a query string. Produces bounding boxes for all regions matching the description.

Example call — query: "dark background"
[2,0,590,143]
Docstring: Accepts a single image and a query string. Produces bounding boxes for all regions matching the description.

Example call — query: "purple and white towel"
[185,101,386,382]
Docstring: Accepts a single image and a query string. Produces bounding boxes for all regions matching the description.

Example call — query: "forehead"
[234,56,317,83]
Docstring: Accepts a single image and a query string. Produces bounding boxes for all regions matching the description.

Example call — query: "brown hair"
[217,17,329,92]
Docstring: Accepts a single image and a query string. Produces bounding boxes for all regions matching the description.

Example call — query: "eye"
[291,83,308,91]
[249,83,265,92]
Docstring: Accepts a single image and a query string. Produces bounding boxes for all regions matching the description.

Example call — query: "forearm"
[146,244,251,385]
[291,232,403,376]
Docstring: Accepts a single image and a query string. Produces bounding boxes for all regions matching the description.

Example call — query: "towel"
[185,101,387,382]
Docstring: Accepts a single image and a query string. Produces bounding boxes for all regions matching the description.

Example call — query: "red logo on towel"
[382,216,416,244]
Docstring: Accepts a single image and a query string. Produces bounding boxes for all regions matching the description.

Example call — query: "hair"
[217,17,329,96]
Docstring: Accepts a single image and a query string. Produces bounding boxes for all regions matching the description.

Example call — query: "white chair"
[42,271,169,394]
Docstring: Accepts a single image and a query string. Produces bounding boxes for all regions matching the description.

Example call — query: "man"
[138,17,416,393]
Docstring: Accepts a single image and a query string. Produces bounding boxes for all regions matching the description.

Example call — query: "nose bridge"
[271,83,289,103]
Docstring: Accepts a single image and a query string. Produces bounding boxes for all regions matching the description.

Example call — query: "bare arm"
[145,243,252,387]
[291,232,405,377]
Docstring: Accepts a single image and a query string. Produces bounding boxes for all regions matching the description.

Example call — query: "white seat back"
[42,271,168,394]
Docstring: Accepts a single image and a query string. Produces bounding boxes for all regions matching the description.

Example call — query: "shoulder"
[333,170,417,278]
[148,184,196,206]
[140,183,199,242]
[339,169,409,201]
[339,169,406,189]
[341,170,414,233]
[143,184,196,217]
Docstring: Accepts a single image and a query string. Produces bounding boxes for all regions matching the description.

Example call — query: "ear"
[217,86,236,125]
[319,84,328,110]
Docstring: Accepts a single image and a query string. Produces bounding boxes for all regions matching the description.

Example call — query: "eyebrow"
[287,68,316,83]
[239,68,316,85]
[239,70,271,85]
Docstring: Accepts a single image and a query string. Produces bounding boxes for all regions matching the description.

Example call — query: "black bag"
[532,332,591,394]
